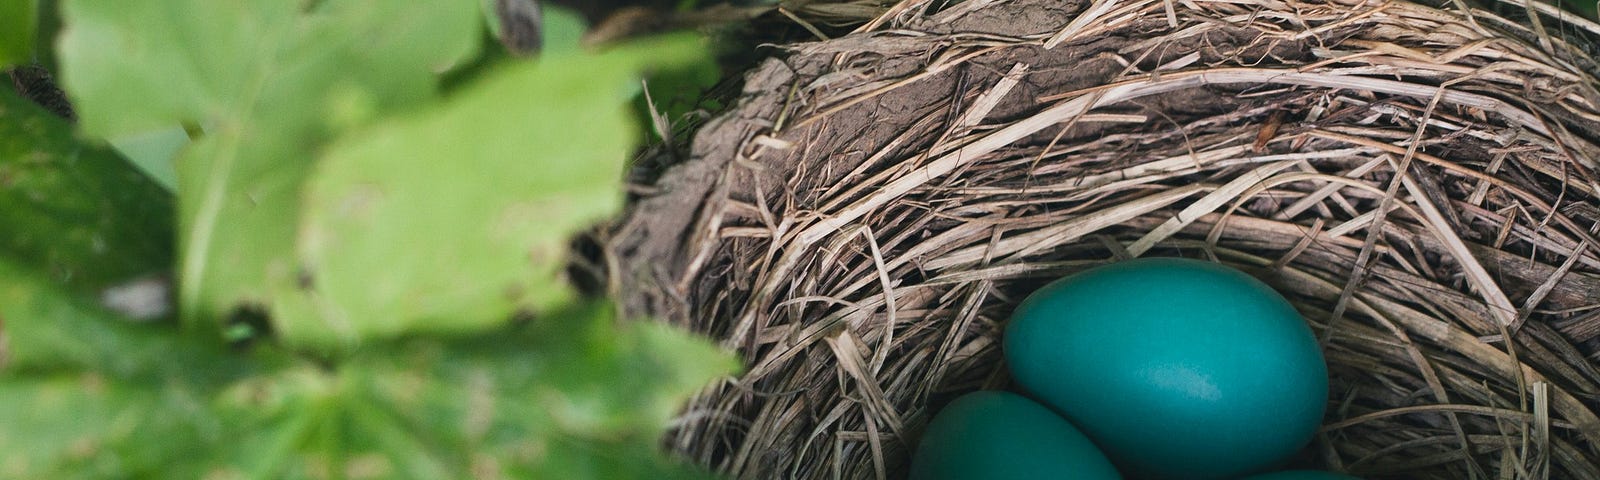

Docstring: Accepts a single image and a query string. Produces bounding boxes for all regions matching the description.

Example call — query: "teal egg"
[1235,470,1363,480]
[1003,258,1328,480]
[910,391,1121,480]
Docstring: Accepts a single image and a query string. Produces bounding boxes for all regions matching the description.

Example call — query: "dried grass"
[608,0,1600,478]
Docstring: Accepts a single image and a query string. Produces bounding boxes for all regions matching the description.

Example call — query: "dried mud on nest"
[606,0,1600,478]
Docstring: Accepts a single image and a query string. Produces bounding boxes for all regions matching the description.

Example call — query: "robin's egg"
[1004,257,1328,480]
[910,391,1121,480]
[1236,470,1363,480]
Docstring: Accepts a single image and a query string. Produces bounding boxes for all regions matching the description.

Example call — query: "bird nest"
[605,0,1600,478]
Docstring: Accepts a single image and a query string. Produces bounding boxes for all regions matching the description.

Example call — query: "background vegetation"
[1,1,737,478]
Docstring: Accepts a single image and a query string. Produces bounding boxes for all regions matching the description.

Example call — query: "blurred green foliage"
[1568,0,1598,18]
[0,88,174,295]
[2,0,736,477]
[1,258,734,478]
[56,0,483,333]
[0,0,37,67]
[273,37,708,350]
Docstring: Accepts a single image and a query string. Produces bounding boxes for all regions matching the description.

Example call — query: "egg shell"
[1235,470,1363,480]
[1004,257,1328,480]
[910,391,1122,480]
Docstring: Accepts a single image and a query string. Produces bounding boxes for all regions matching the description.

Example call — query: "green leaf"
[0,256,270,379]
[107,125,187,192]
[0,258,277,479]
[55,0,483,330]
[240,303,733,479]
[541,5,589,54]
[31,0,61,70]
[272,35,711,349]
[0,87,173,294]
[514,303,740,438]
[3,297,733,478]
[0,374,208,479]
[320,303,737,479]
[0,0,37,67]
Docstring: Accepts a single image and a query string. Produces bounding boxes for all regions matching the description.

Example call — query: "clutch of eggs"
[913,258,1336,480]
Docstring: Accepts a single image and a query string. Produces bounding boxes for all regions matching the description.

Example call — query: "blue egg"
[911,391,1121,480]
[1004,258,1328,479]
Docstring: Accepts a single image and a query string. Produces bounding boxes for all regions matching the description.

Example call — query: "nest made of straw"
[605,0,1600,478]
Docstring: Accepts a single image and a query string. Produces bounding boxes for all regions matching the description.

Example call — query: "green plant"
[1,1,735,478]
[0,0,39,66]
